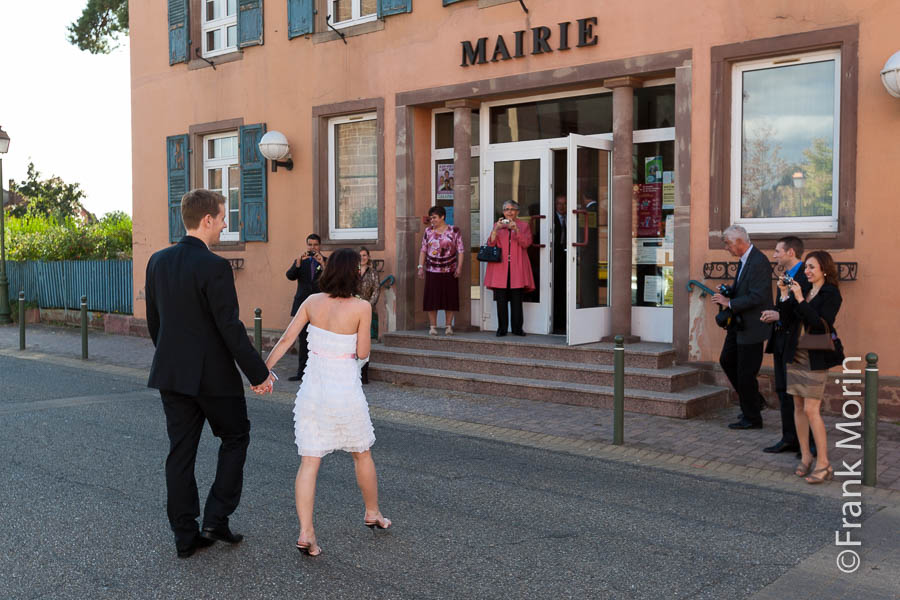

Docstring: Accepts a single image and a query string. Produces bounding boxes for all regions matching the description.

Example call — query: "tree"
[740,123,788,218]
[9,163,93,223]
[67,0,129,55]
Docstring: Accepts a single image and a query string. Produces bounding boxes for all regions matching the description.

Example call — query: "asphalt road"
[0,354,887,599]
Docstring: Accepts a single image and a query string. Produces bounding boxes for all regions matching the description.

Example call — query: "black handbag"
[476,245,501,263]
[797,318,835,351]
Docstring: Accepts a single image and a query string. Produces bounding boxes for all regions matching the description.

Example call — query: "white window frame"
[430,109,481,206]
[202,0,238,58]
[202,132,240,242]
[327,0,377,29]
[328,113,378,240]
[730,49,841,234]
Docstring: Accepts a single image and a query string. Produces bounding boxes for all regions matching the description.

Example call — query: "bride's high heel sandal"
[364,515,392,530]
[794,460,813,477]
[296,537,322,556]
[805,464,834,484]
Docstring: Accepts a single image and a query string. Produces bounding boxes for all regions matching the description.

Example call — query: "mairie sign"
[460,17,598,67]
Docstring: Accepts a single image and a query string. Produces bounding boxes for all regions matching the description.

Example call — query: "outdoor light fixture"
[881,51,900,98]
[258,130,293,172]
[0,125,12,324]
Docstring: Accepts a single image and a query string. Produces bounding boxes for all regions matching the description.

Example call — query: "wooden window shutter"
[168,0,190,65]
[238,0,264,47]
[239,124,268,242]
[442,0,465,5]
[166,134,190,242]
[287,0,314,38]
[378,0,412,18]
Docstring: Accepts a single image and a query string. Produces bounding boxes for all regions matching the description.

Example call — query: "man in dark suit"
[146,189,273,558]
[761,236,816,457]
[712,225,773,430]
[552,194,567,333]
[286,234,326,382]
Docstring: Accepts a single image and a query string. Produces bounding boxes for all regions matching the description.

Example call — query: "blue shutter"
[287,0,314,38]
[239,124,268,242]
[442,0,465,5]
[166,134,190,242]
[378,0,412,18]
[168,0,190,65]
[238,0,264,47]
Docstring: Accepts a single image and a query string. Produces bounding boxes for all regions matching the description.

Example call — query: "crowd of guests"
[713,225,844,485]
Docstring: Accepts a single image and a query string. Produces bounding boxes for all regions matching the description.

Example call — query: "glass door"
[566,135,612,345]
[481,147,552,334]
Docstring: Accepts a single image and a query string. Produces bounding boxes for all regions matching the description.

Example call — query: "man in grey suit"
[712,225,773,429]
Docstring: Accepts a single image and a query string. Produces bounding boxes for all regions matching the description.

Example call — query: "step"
[368,364,729,419]
[370,345,700,393]
[381,331,675,369]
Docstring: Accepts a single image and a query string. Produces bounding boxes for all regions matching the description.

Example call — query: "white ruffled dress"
[292,325,375,457]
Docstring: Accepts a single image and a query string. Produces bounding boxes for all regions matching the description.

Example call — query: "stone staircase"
[369,331,730,419]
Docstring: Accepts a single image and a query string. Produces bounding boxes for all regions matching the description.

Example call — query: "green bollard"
[254,308,262,355]
[81,295,88,360]
[613,335,625,445]
[18,291,25,350]
[863,353,879,487]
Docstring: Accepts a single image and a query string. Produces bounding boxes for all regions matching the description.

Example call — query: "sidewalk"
[3,323,898,492]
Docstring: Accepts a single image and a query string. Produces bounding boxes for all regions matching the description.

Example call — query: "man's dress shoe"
[201,525,244,544]
[177,535,215,558]
[728,419,762,430]
[288,374,302,382]
[763,440,800,454]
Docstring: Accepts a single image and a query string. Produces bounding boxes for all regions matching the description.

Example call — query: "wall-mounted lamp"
[258,130,294,172]
[881,51,900,98]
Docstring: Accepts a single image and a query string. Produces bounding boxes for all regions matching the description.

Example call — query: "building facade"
[130,0,898,417]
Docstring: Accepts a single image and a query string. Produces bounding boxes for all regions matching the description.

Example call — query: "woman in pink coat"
[484,200,535,336]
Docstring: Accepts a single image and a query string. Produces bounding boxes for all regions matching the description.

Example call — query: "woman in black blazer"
[778,250,844,484]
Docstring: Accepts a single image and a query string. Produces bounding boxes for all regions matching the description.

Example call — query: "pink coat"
[484,219,536,292]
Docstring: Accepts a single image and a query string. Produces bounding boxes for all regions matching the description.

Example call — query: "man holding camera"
[712,225,773,430]
[760,236,815,456]
[286,234,326,382]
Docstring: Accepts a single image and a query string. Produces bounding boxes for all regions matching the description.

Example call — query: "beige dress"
[786,287,827,400]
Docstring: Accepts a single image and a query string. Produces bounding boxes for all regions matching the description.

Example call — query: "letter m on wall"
[168,0,190,65]
[167,134,189,242]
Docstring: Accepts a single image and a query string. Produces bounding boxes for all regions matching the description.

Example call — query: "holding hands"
[252,371,278,395]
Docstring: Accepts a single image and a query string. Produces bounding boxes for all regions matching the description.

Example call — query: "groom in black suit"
[146,189,274,558]
[712,225,773,430]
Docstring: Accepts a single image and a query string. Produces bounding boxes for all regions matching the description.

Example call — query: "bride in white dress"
[262,248,391,557]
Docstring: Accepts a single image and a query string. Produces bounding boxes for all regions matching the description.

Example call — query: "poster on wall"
[635,183,663,237]
[436,163,454,201]
[645,156,663,183]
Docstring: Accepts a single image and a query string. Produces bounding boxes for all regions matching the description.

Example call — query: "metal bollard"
[863,353,879,487]
[613,335,625,445]
[254,308,262,354]
[81,295,88,360]
[18,291,25,350]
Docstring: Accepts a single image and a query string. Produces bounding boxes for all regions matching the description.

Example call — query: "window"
[328,113,378,240]
[203,0,237,57]
[731,50,840,233]
[203,132,241,241]
[328,0,377,28]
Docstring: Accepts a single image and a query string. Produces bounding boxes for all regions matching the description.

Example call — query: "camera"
[500,218,511,225]
[306,250,316,257]
[717,284,735,298]
[781,276,794,286]
[714,284,744,331]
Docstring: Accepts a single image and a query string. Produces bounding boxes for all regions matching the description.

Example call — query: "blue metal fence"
[5,260,133,314]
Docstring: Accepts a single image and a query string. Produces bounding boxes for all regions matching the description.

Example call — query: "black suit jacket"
[728,245,774,345]
[765,265,811,357]
[286,257,323,316]
[145,236,269,396]
[780,283,844,370]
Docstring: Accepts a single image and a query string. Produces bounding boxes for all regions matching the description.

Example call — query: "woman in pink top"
[484,200,535,336]
[416,206,465,335]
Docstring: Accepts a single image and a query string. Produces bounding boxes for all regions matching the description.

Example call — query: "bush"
[3,211,132,261]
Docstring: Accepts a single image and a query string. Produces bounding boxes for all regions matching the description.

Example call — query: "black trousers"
[160,391,250,549]
[296,323,310,377]
[719,332,765,425]
[494,287,524,334]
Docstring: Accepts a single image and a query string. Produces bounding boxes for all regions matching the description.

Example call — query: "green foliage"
[3,212,132,261]
[9,163,91,223]
[68,0,129,55]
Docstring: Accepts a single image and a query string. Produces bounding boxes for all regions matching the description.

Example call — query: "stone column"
[602,76,642,342]
[447,99,479,331]
[672,63,693,363]
[394,105,419,331]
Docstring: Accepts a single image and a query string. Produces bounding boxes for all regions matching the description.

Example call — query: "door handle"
[571,209,589,247]
[529,214,546,248]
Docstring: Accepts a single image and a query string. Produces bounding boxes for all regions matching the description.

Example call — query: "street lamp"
[0,125,11,324]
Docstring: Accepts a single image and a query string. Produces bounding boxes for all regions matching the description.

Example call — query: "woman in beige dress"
[779,250,844,484]
[358,247,380,384]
